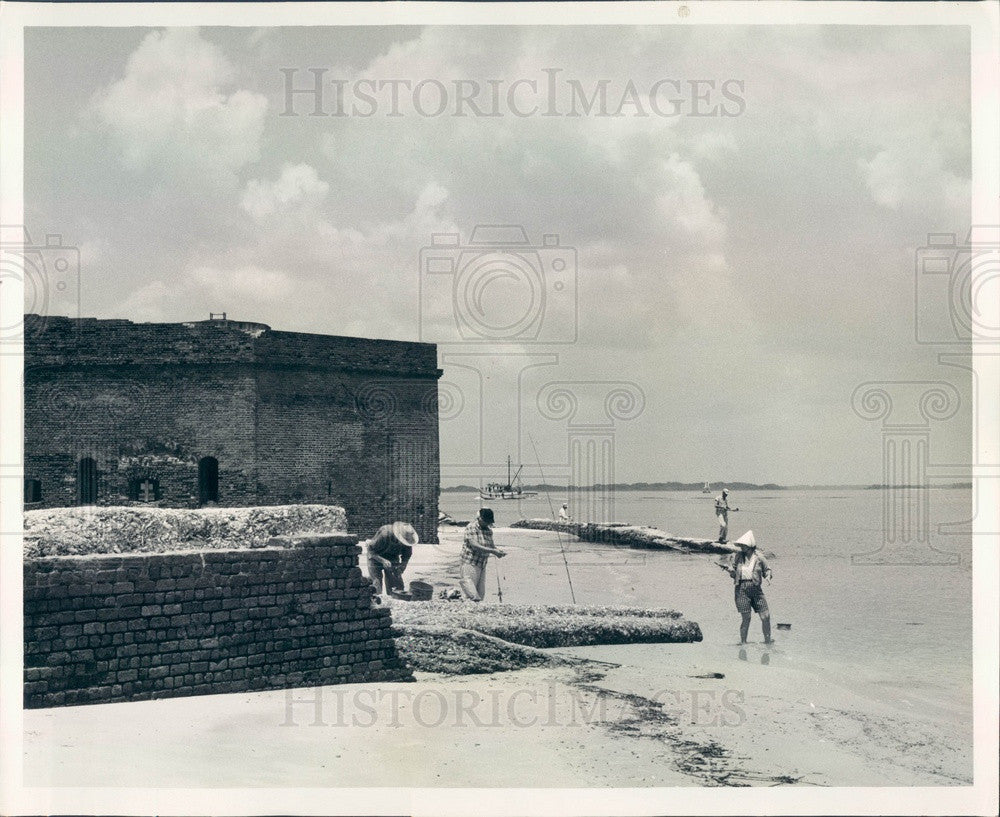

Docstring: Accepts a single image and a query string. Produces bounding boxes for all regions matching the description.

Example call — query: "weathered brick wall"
[23,316,441,542]
[23,533,413,708]
[24,316,438,372]
[256,328,438,374]
[24,315,262,366]
[24,364,258,507]
[255,369,440,543]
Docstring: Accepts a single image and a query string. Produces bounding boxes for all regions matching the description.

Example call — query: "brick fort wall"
[254,368,440,542]
[23,533,413,708]
[24,315,441,543]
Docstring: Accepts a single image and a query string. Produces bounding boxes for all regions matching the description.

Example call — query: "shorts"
[734,581,769,615]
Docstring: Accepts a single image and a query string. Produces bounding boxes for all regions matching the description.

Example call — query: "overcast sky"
[24,25,972,485]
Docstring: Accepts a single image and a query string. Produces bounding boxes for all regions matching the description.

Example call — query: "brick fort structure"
[24,314,441,543]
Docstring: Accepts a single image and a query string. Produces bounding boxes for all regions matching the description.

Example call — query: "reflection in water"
[737,646,771,665]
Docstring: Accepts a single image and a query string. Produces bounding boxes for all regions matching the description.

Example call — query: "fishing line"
[528,433,577,605]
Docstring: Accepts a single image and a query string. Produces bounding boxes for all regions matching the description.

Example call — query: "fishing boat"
[480,456,539,500]
[702,482,712,493]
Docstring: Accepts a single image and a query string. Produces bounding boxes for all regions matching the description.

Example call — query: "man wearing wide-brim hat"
[725,530,774,644]
[365,521,419,598]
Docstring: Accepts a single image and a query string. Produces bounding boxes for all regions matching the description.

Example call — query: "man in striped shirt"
[460,507,506,602]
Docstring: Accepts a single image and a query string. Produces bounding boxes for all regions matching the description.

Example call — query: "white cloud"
[119,265,295,322]
[361,181,454,244]
[76,239,103,269]
[90,28,267,183]
[191,265,296,303]
[116,280,174,322]
[862,141,969,213]
[654,153,727,247]
[117,182,461,338]
[689,129,739,162]
[241,164,330,220]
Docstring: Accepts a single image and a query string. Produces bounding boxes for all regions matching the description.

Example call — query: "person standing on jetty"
[725,530,773,644]
[460,507,507,602]
[714,488,739,543]
[366,521,418,598]
[558,503,571,521]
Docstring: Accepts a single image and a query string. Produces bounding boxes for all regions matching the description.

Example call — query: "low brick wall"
[23,533,413,708]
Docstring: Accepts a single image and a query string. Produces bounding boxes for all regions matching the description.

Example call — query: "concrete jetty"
[510,519,740,556]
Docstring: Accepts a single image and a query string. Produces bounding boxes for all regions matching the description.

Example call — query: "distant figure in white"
[724,530,773,644]
[558,503,571,521]
[714,488,739,544]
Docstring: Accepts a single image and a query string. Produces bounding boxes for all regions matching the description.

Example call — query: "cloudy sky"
[24,25,972,485]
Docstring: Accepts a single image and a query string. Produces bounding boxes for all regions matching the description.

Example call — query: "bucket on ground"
[409,580,433,601]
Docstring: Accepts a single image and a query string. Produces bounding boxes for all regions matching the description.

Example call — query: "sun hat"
[721,488,729,495]
[478,507,495,525]
[391,521,419,546]
[734,530,756,548]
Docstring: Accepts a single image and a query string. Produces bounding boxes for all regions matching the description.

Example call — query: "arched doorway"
[198,456,219,504]
[77,457,97,504]
[24,478,42,504]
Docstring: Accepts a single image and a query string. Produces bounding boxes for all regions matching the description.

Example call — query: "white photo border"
[1,2,997,815]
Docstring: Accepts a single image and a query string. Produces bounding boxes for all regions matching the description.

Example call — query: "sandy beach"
[23,524,972,788]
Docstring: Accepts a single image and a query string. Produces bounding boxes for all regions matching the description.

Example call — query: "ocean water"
[437,488,973,723]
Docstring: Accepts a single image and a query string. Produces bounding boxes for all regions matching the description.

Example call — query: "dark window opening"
[24,478,42,504]
[77,457,98,505]
[128,476,161,502]
[198,456,219,504]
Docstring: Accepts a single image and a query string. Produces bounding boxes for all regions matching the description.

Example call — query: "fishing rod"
[527,433,577,605]
[495,564,504,603]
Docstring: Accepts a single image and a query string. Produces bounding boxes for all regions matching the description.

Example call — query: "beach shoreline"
[399,524,971,786]
[22,525,972,788]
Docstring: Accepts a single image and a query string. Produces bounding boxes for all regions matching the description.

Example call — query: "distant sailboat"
[702,482,712,493]
[480,456,539,500]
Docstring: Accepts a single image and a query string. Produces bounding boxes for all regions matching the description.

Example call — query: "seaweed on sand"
[23,505,348,557]
[395,626,565,674]
[391,602,702,650]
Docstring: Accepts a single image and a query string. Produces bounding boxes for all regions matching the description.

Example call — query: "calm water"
[438,488,973,720]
